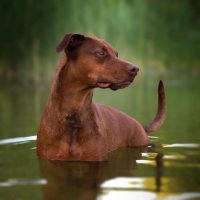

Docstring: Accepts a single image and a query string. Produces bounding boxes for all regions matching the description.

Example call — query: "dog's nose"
[128,64,139,74]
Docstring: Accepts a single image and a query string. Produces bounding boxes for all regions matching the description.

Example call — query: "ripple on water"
[0,136,36,145]
[163,143,200,148]
[0,179,47,187]
[137,143,200,169]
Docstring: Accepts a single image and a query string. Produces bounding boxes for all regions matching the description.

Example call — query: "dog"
[37,33,166,161]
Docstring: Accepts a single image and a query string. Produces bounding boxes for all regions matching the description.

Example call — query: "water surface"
[0,75,200,200]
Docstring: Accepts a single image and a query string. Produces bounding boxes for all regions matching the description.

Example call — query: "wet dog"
[37,33,166,161]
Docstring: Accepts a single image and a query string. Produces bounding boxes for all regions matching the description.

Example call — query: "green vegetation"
[0,0,199,85]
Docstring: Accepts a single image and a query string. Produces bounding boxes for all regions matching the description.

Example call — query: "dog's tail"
[143,80,166,133]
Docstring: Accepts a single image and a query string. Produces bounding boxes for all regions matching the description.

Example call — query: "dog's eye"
[96,51,106,57]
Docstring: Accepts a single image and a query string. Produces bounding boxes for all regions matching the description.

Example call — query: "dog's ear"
[56,33,85,54]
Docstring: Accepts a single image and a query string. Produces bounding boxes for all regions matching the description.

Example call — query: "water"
[0,74,200,200]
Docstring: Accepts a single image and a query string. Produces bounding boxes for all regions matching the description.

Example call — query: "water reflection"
[38,147,166,200]
[39,147,152,200]
[0,136,200,199]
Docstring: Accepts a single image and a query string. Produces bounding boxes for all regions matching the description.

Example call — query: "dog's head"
[56,33,139,90]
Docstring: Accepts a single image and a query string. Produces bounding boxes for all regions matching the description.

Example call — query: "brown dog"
[37,33,166,161]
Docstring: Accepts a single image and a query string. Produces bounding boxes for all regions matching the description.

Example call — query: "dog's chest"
[65,111,82,134]
[64,110,99,143]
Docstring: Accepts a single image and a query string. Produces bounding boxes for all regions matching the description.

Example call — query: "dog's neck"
[44,62,98,142]
[49,62,94,118]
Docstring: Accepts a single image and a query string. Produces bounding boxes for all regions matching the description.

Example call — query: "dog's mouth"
[110,80,133,90]
[97,82,111,89]
[97,78,135,90]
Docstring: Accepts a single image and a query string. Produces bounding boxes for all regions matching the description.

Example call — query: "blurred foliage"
[0,0,199,85]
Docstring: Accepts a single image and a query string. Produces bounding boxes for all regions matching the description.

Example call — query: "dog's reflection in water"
[39,146,163,200]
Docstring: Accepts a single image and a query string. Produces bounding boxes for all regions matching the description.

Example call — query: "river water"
[0,73,200,200]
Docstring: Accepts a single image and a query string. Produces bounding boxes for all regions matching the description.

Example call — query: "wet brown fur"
[37,33,166,161]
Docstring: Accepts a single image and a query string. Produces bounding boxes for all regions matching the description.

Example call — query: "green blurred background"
[0,0,199,85]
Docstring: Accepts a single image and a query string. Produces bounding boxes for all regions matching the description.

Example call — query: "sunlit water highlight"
[0,135,36,145]
[0,178,47,187]
[163,143,200,148]
[100,178,200,200]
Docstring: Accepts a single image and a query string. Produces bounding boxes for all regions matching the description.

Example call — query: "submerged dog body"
[37,33,166,161]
